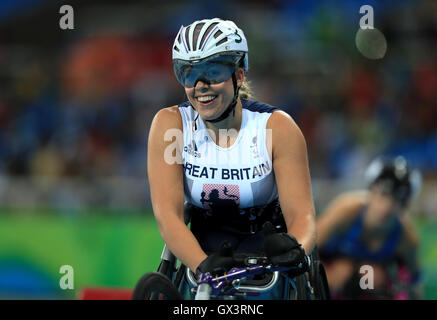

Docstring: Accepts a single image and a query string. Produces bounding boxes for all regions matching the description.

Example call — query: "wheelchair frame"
[152,243,330,300]
[135,204,331,300]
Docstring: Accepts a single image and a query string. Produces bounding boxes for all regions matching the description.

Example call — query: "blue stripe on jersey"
[242,99,280,114]
[178,101,191,108]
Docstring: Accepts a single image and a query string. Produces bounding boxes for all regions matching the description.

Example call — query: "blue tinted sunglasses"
[173,54,243,88]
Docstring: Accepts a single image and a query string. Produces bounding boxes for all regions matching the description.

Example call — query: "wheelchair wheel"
[157,260,176,279]
[288,274,310,300]
[310,260,331,300]
[132,272,183,300]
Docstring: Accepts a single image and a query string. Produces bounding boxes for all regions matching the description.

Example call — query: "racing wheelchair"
[133,204,331,300]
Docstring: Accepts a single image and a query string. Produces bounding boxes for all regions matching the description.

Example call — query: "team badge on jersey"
[200,184,240,211]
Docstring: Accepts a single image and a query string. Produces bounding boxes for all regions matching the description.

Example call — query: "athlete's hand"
[196,241,235,276]
[262,222,309,277]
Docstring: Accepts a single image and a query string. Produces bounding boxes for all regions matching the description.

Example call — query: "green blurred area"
[0,212,164,299]
[0,212,436,299]
[416,220,437,299]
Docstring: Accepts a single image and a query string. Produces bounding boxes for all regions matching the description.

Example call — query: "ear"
[235,68,245,87]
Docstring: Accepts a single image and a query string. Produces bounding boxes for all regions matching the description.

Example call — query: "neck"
[205,99,243,148]
[205,99,242,130]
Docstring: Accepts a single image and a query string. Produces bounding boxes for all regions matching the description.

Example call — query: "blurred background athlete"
[317,156,423,299]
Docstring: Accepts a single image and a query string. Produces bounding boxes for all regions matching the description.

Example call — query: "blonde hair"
[239,78,253,100]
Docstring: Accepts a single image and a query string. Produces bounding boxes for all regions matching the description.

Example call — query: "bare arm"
[147,106,207,271]
[269,111,316,254]
[316,191,367,248]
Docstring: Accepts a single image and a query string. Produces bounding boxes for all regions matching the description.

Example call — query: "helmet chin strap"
[204,72,240,123]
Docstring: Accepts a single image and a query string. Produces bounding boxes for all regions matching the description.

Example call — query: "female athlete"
[147,18,316,277]
[317,156,423,299]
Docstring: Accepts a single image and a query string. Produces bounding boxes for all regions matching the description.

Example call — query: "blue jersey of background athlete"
[320,206,403,262]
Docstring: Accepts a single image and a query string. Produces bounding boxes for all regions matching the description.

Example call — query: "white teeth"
[197,95,216,102]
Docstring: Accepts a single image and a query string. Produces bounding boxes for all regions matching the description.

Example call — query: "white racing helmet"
[172,18,248,71]
[172,18,249,123]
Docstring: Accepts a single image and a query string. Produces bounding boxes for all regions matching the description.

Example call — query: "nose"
[194,78,210,90]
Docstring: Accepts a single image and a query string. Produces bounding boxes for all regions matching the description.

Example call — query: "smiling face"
[185,68,244,121]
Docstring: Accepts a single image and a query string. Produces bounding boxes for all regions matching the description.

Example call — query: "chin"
[199,105,225,119]
[203,111,223,121]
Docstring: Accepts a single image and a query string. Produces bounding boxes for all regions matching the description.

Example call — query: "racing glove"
[262,221,310,277]
[196,241,235,276]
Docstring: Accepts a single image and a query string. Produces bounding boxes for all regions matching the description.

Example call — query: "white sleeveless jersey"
[178,99,279,211]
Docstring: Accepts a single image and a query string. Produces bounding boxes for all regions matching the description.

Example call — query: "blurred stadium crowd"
[0,0,436,214]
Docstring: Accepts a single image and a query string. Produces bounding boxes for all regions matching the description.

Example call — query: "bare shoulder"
[266,110,306,158]
[148,105,183,156]
[267,110,302,135]
[334,190,368,208]
[317,190,367,245]
[319,190,367,223]
[151,105,183,131]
